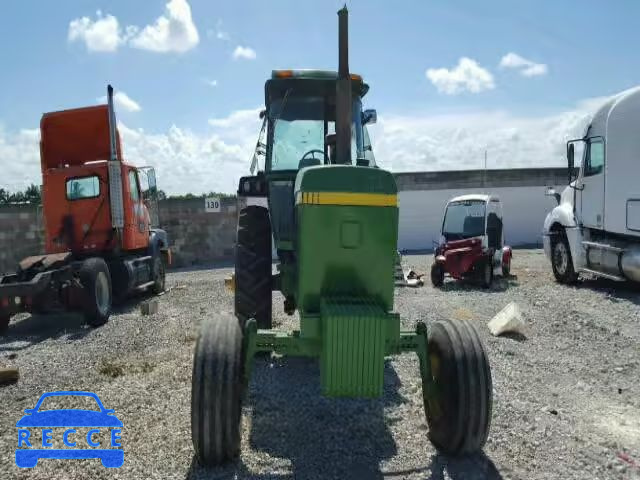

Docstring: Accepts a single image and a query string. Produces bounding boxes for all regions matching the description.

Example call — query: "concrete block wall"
[0,204,45,275]
[0,167,571,272]
[0,197,244,273]
[157,197,242,268]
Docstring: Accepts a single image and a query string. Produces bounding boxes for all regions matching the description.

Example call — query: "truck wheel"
[480,258,493,289]
[431,263,444,287]
[551,230,578,284]
[79,258,112,327]
[501,256,511,277]
[235,206,272,330]
[191,313,244,466]
[424,318,492,455]
[151,255,166,294]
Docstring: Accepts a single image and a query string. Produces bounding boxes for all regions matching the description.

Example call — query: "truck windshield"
[442,200,486,240]
[268,96,363,170]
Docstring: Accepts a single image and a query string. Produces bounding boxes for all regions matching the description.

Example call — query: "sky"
[1,0,639,195]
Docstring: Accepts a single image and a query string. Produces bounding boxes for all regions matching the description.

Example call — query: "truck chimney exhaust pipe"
[105,84,125,232]
[335,5,352,165]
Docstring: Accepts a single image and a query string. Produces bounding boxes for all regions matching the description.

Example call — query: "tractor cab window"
[66,175,100,200]
[268,95,364,171]
[128,170,140,202]
[442,200,486,241]
[362,126,376,167]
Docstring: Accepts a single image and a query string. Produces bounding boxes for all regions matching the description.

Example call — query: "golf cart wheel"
[424,318,492,455]
[431,263,444,287]
[79,258,112,327]
[479,258,493,289]
[191,313,244,466]
[151,255,166,294]
[501,256,511,277]
[0,314,9,334]
[551,229,578,284]
[235,206,272,330]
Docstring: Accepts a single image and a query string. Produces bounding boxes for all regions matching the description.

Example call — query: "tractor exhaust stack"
[335,5,352,165]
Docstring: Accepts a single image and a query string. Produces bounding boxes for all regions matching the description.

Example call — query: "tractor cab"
[431,194,512,288]
[239,70,379,260]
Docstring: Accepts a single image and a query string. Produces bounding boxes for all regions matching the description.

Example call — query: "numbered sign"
[205,197,221,213]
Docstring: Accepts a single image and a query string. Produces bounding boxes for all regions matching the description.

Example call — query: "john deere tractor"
[191,6,492,466]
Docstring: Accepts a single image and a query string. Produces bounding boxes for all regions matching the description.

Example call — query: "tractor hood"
[40,105,123,170]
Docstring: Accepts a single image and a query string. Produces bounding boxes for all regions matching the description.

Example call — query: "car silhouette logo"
[15,391,123,468]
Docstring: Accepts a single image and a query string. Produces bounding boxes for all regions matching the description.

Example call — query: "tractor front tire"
[191,313,244,467]
[424,318,492,455]
[79,258,112,327]
[431,262,444,287]
[551,229,578,284]
[235,206,272,330]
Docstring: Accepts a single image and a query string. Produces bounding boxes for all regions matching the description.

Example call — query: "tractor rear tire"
[235,206,272,330]
[79,258,112,327]
[191,313,244,467]
[424,318,492,455]
[551,229,578,284]
[151,255,166,295]
[431,263,444,287]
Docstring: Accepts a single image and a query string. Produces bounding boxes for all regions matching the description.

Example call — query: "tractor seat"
[298,157,322,169]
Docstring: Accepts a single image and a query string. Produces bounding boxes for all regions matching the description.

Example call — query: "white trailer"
[543,86,640,283]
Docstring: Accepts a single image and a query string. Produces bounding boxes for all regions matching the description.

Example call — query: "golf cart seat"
[463,215,484,236]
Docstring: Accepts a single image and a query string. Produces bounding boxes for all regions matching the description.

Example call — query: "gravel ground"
[0,249,639,480]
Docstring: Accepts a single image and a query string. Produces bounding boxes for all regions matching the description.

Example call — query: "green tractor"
[191,6,492,466]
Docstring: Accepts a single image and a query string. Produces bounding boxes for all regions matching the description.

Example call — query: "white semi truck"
[543,86,640,283]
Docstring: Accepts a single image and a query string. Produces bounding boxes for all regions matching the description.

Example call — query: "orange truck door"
[123,167,149,251]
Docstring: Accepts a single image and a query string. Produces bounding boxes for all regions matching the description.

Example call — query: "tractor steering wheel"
[299,149,326,167]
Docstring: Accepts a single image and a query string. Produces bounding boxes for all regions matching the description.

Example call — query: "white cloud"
[129,0,199,53]
[68,10,127,52]
[97,91,142,112]
[426,57,495,95]
[0,93,622,195]
[232,46,256,61]
[212,19,230,41]
[204,79,218,87]
[499,52,548,77]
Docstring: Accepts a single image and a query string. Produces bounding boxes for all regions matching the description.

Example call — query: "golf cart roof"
[448,194,500,204]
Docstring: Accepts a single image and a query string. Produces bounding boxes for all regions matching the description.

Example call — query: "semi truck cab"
[543,85,640,283]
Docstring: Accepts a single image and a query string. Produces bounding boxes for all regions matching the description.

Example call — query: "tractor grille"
[320,298,387,398]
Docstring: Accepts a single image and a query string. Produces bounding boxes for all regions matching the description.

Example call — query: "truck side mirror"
[567,143,575,181]
[545,186,561,205]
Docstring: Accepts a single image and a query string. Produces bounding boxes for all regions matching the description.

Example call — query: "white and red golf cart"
[431,194,512,288]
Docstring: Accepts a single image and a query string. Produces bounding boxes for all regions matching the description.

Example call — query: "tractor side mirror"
[259,109,266,119]
[362,109,377,125]
[567,143,575,182]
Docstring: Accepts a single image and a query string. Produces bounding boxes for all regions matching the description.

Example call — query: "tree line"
[0,185,235,205]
